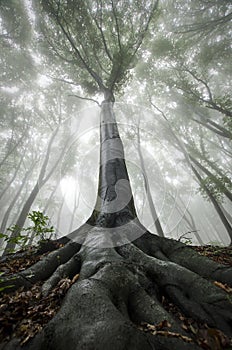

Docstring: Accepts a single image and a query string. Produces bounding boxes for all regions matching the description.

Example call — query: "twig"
[178,230,200,241]
[68,94,100,106]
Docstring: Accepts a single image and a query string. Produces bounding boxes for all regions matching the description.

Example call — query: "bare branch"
[184,68,213,101]
[90,5,113,62]
[110,0,122,52]
[54,11,105,90]
[68,94,100,106]
[132,0,159,58]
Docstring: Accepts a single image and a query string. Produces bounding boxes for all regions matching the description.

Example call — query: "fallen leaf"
[214,281,232,293]
[155,330,193,343]
[71,274,79,284]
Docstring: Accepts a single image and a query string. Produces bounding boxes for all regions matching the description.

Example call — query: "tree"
[1,1,232,349]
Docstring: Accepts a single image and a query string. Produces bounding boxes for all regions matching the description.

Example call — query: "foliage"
[27,211,54,241]
[0,272,14,292]
[37,0,158,95]
[0,211,54,254]
[198,175,232,203]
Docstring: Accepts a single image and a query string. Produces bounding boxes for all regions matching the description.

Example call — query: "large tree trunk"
[1,98,232,350]
[88,95,137,230]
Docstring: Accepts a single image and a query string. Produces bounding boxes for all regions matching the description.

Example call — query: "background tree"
[0,1,232,349]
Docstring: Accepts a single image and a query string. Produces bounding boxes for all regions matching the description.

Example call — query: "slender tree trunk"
[193,117,232,139]
[0,162,35,234]
[56,198,65,234]
[150,103,231,244]
[3,128,63,255]
[220,204,232,226]
[0,148,26,202]
[43,180,60,213]
[191,164,232,244]
[68,189,80,233]
[190,154,232,202]
[135,124,165,237]
[0,130,27,168]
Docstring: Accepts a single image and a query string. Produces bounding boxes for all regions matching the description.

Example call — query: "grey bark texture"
[1,101,232,350]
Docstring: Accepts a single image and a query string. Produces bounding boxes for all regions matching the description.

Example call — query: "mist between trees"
[0,0,232,249]
[0,1,232,349]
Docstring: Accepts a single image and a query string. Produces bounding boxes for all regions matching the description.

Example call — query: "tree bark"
[136,124,165,237]
[193,117,232,139]
[0,148,26,202]
[1,100,232,350]
[191,164,232,244]
[0,162,35,234]
[88,93,137,229]
[189,155,232,203]
[3,127,64,255]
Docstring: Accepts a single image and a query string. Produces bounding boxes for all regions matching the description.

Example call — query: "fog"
[0,0,232,255]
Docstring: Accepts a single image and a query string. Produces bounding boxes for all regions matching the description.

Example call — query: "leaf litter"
[0,244,232,348]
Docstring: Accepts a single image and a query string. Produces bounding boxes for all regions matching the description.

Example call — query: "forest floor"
[0,242,232,349]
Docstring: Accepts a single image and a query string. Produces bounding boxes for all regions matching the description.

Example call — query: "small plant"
[0,211,55,254]
[178,232,193,245]
[0,272,15,292]
[27,211,54,242]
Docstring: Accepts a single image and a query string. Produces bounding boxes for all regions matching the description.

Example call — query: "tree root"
[1,226,232,350]
[0,241,80,292]
[134,232,232,285]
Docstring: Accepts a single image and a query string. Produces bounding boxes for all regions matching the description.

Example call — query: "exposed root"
[1,226,232,350]
[41,253,81,296]
[128,286,181,331]
[0,241,80,292]
[134,232,232,285]
[117,240,232,336]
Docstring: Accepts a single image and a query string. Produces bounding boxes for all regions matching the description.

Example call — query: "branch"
[192,118,232,139]
[178,231,199,242]
[149,97,168,121]
[110,0,122,52]
[90,7,113,62]
[43,75,79,87]
[132,0,159,58]
[184,68,213,101]
[175,11,232,35]
[68,94,100,106]
[54,12,105,90]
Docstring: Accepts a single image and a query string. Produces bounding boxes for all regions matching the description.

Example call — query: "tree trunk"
[190,154,232,203]
[220,204,232,226]
[191,164,232,244]
[3,128,62,255]
[0,131,26,168]
[1,98,232,350]
[136,124,165,237]
[88,95,137,229]
[193,117,232,139]
[0,162,35,243]
[170,194,203,245]
[68,188,80,232]
[43,180,60,213]
[0,148,26,202]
